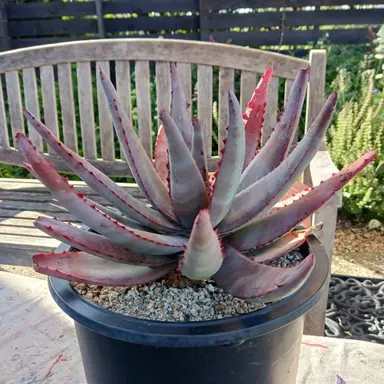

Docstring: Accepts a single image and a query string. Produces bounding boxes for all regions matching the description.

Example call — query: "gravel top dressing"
[72,250,304,322]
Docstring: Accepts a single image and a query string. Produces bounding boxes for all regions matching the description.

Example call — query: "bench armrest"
[308,150,342,208]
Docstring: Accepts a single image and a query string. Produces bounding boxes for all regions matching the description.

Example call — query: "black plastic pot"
[49,234,328,384]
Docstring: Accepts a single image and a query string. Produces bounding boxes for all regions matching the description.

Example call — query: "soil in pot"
[72,248,305,322]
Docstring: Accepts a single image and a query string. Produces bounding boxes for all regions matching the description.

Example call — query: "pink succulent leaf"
[209,90,245,227]
[91,203,151,231]
[268,187,311,216]
[180,209,223,280]
[33,251,176,286]
[98,68,178,223]
[218,92,337,234]
[160,110,209,228]
[34,217,177,266]
[245,223,323,260]
[213,245,315,303]
[154,124,169,185]
[170,62,193,149]
[23,109,182,235]
[16,132,187,255]
[336,376,346,384]
[239,68,310,192]
[243,67,273,170]
[191,119,209,184]
[228,150,376,251]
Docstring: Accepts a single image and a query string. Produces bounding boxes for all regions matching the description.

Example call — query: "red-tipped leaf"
[35,216,177,266]
[99,68,177,223]
[170,62,193,149]
[243,67,273,170]
[245,223,323,261]
[23,109,182,234]
[228,150,376,251]
[16,132,187,255]
[239,68,310,191]
[154,124,169,185]
[33,251,176,286]
[213,246,315,303]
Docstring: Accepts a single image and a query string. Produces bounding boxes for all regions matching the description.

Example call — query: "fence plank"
[177,62,191,105]
[156,61,171,128]
[0,75,8,147]
[8,19,97,37]
[0,0,10,51]
[40,65,59,153]
[96,60,114,160]
[8,16,198,37]
[76,62,97,159]
[22,67,42,150]
[201,9,384,30]
[6,2,95,20]
[218,67,234,151]
[58,63,78,153]
[95,0,105,38]
[201,0,384,9]
[262,76,279,145]
[5,70,24,141]
[207,28,373,46]
[240,71,257,114]
[135,60,152,157]
[197,65,213,157]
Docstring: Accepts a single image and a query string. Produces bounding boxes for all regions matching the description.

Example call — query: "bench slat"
[197,64,212,157]
[240,70,257,115]
[58,63,78,152]
[40,65,59,154]
[23,67,42,150]
[155,61,171,128]
[76,61,97,159]
[0,75,9,148]
[262,75,279,145]
[135,60,152,157]
[177,62,191,105]
[5,70,24,140]
[97,60,114,160]
[218,67,234,151]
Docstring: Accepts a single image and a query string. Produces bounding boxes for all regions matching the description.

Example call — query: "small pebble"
[72,250,304,322]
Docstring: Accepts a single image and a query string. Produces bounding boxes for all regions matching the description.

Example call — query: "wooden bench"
[0,39,341,334]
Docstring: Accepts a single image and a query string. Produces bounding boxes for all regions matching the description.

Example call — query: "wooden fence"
[0,0,384,52]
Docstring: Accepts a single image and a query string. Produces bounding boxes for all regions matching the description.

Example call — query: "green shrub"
[327,68,384,220]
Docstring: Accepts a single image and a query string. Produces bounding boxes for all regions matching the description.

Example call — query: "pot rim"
[48,234,329,348]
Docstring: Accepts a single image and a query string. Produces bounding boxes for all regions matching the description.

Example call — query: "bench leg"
[304,197,339,335]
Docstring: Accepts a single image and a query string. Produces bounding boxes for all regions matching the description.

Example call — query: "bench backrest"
[0,39,326,177]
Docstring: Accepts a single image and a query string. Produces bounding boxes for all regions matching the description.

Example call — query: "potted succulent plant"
[14,63,375,384]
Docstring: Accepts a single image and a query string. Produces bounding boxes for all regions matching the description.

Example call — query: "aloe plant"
[15,63,376,304]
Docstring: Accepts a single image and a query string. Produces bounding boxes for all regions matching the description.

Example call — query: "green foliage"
[327,69,384,220]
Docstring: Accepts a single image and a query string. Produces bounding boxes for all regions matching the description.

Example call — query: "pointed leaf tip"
[180,209,223,280]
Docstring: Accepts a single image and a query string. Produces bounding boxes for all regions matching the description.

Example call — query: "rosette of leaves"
[15,63,375,303]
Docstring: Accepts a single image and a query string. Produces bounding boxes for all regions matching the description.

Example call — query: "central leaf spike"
[180,209,223,280]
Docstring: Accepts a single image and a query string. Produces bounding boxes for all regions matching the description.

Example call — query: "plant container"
[48,233,329,384]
